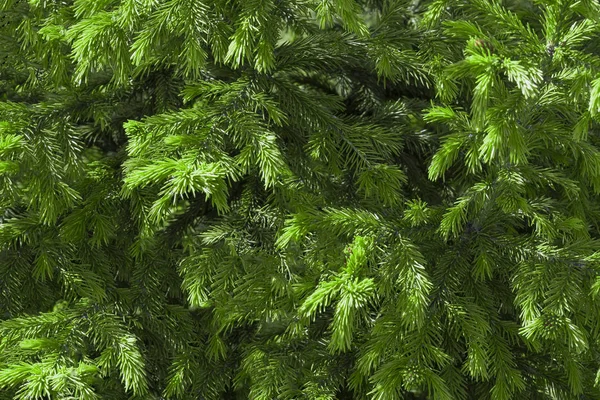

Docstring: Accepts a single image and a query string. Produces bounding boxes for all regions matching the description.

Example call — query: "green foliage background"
[2,0,600,398]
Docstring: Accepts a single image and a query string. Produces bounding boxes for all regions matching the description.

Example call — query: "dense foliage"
[2,0,600,398]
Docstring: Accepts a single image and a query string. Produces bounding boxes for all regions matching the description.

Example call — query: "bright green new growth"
[2,0,600,398]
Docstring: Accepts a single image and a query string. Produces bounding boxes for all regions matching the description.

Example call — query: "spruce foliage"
[2,0,600,398]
